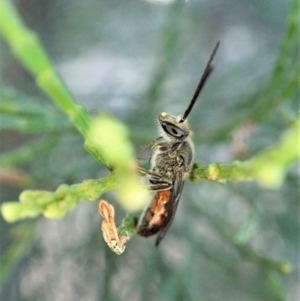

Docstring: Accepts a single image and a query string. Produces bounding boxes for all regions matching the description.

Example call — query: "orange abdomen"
[136,190,171,237]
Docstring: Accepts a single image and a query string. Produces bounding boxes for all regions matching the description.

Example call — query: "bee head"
[156,43,220,142]
[158,112,190,141]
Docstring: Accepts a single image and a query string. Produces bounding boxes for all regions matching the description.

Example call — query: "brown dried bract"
[98,200,130,255]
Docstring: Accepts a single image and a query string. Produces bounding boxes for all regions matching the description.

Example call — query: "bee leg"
[137,168,166,180]
[140,137,163,150]
[137,167,172,190]
[137,167,162,179]
[137,166,151,173]
[137,167,148,174]
[147,182,172,191]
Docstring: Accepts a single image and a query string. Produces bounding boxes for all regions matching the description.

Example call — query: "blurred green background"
[0,0,299,300]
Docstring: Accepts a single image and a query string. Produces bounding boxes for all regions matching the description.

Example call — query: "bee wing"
[155,170,185,246]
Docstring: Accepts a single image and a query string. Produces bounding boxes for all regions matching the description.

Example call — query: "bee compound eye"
[161,122,185,138]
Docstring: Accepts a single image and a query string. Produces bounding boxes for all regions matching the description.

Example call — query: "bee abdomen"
[136,190,170,237]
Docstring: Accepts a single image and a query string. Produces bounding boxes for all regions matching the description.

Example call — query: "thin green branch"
[0,1,86,129]
[1,174,117,223]
[0,86,72,132]
[0,137,57,167]
[0,0,111,169]
[0,223,35,285]
[269,0,299,86]
[191,114,299,188]
[1,115,150,222]
[0,0,88,133]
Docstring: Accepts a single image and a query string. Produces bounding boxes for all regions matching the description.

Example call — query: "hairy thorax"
[149,139,194,182]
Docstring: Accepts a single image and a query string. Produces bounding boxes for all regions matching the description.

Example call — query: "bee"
[98,42,219,254]
[136,42,220,246]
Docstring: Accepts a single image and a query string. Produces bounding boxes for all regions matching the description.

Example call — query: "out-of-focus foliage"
[0,0,299,301]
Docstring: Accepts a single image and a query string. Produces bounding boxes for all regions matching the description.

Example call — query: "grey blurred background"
[0,0,298,301]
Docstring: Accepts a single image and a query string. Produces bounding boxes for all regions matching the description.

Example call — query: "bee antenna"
[179,41,220,123]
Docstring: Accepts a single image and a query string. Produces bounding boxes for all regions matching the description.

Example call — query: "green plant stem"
[1,174,117,222]
[191,114,299,187]
[0,0,111,169]
[0,137,57,167]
